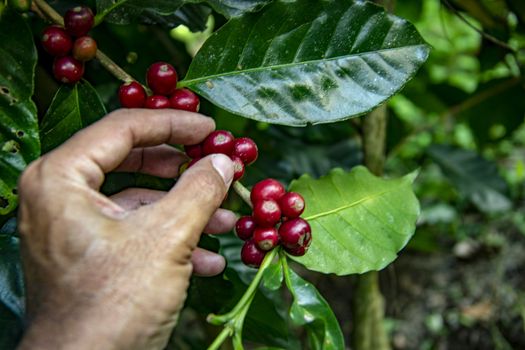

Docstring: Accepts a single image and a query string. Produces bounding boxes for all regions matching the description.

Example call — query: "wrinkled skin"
[17,109,234,349]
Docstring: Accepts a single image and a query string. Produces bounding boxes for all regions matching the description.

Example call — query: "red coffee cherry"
[118,81,146,108]
[253,199,281,228]
[253,227,279,251]
[64,6,94,37]
[279,218,312,250]
[146,62,178,95]
[184,144,202,159]
[250,178,286,204]
[235,216,256,241]
[144,95,171,109]
[170,88,200,112]
[232,137,258,165]
[284,244,309,257]
[202,130,235,156]
[41,25,72,57]
[72,36,97,61]
[52,56,84,83]
[279,192,305,219]
[241,239,266,268]
[232,155,245,181]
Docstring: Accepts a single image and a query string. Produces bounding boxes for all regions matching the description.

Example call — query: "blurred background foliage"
[2,0,525,348]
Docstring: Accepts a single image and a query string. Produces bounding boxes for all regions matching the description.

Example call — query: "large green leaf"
[282,260,344,350]
[427,145,511,214]
[181,0,430,126]
[289,166,420,275]
[0,9,40,215]
[40,80,106,154]
[0,218,24,349]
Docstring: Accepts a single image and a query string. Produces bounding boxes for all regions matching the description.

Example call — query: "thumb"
[139,154,234,246]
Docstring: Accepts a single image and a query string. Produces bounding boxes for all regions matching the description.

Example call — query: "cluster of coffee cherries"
[183,131,258,182]
[236,179,312,268]
[41,6,97,84]
[118,61,200,112]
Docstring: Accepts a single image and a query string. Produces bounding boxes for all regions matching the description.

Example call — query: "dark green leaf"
[199,0,271,18]
[40,80,106,153]
[428,145,511,214]
[182,0,429,126]
[283,261,344,349]
[0,9,40,215]
[0,218,24,349]
[289,166,420,275]
[97,0,211,31]
[460,79,525,146]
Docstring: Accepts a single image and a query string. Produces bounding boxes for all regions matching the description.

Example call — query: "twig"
[441,0,516,53]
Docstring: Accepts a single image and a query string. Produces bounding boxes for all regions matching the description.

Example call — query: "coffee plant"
[0,0,434,348]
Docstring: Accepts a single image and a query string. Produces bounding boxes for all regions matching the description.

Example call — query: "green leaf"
[0,218,24,349]
[282,260,344,350]
[96,0,211,31]
[0,9,40,215]
[198,0,271,18]
[262,260,283,291]
[182,0,429,126]
[40,80,106,154]
[427,145,511,214]
[289,166,420,275]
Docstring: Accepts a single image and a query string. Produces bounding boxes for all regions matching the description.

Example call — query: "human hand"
[17,109,234,350]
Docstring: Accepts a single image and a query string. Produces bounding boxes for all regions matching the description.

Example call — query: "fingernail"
[211,154,234,185]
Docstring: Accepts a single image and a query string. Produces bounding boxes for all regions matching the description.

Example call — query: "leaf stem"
[233,181,252,208]
[207,248,278,325]
[207,327,232,350]
[32,0,135,83]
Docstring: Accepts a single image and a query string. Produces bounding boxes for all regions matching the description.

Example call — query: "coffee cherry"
[184,144,202,159]
[146,62,178,95]
[253,227,279,251]
[278,218,312,250]
[118,81,146,108]
[64,6,94,37]
[42,26,72,57]
[232,137,258,165]
[144,95,171,109]
[53,56,84,83]
[232,156,245,181]
[284,244,309,257]
[187,157,200,168]
[250,178,286,204]
[241,239,266,268]
[253,199,281,228]
[235,216,256,240]
[202,130,235,156]
[170,88,200,112]
[279,192,305,219]
[72,36,97,61]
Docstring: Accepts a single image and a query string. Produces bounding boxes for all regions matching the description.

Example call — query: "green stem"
[207,248,278,325]
[233,181,252,208]
[32,0,135,83]
[207,327,232,350]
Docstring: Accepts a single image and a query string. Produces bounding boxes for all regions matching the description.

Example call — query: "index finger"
[49,109,214,189]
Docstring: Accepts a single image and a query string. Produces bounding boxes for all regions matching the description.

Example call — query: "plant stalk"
[352,103,391,350]
[32,0,135,83]
[233,181,252,208]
